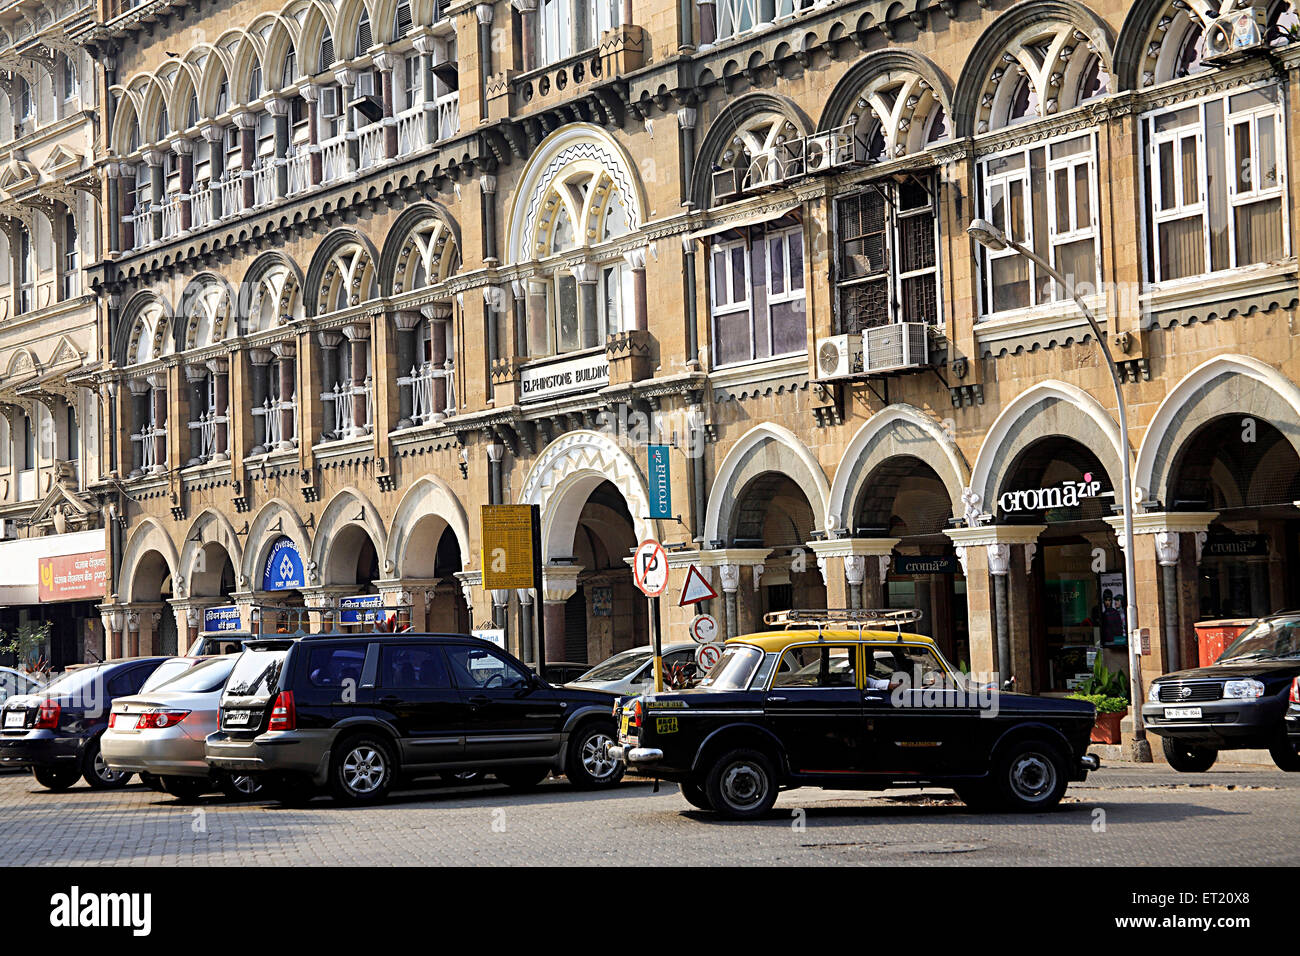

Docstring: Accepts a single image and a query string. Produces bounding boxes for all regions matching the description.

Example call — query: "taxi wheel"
[680,782,713,811]
[33,765,80,791]
[566,723,624,789]
[992,739,1068,812]
[1161,737,1218,773]
[81,737,133,790]
[1267,739,1300,772]
[704,748,778,820]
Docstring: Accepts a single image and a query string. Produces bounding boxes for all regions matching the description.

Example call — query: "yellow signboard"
[480,504,538,590]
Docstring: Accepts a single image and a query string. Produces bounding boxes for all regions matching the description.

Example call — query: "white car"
[566,643,703,696]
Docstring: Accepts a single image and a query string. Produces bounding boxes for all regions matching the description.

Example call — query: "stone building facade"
[74,0,1300,724]
[0,0,107,668]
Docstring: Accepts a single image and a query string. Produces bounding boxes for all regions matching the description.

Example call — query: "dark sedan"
[1142,613,1300,772]
[0,657,168,790]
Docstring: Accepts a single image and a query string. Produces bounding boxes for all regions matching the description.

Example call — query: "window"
[0,415,9,469]
[20,412,34,470]
[216,77,229,115]
[282,48,298,90]
[249,64,263,101]
[305,645,366,688]
[62,212,78,300]
[16,78,33,136]
[836,177,940,332]
[62,54,78,102]
[771,645,858,688]
[394,0,413,38]
[709,223,806,367]
[1145,84,1287,283]
[979,133,1099,314]
[403,55,421,111]
[18,228,34,314]
[319,29,335,71]
[444,645,531,690]
[356,10,372,54]
[381,645,449,689]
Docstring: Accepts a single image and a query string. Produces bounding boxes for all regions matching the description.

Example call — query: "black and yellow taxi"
[608,609,1099,819]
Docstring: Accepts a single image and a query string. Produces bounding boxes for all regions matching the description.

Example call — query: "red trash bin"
[1193,618,1255,667]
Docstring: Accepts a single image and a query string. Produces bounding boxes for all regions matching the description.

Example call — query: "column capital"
[248,347,274,366]
[316,330,344,349]
[807,537,900,559]
[394,310,424,331]
[622,245,648,271]
[169,136,195,155]
[229,110,259,130]
[141,148,167,167]
[199,121,225,143]
[342,321,372,342]
[372,51,398,73]
[1103,511,1219,536]
[183,363,209,383]
[512,0,538,11]
[271,341,297,360]
[264,95,292,117]
[475,2,495,25]
[205,357,230,375]
[676,107,698,129]
[479,173,497,194]
[986,542,1012,576]
[541,564,582,603]
[943,524,1046,549]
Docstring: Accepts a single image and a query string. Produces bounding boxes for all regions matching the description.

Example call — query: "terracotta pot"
[1090,710,1127,744]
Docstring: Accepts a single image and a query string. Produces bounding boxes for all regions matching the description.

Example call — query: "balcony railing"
[358,123,385,170]
[217,172,243,218]
[319,380,373,441]
[252,159,277,207]
[397,361,456,427]
[131,423,164,472]
[253,397,297,449]
[321,136,349,184]
[397,107,426,156]
[160,193,183,239]
[286,148,311,195]
[187,407,227,462]
[437,93,459,141]
[128,204,153,248]
[191,181,214,228]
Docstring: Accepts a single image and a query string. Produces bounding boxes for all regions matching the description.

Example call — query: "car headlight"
[1223,679,1265,699]
[1147,682,1162,703]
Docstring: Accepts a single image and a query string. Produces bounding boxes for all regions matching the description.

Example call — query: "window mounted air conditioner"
[862,321,930,374]
[1203,5,1267,63]
[815,333,864,379]
[804,127,858,174]
[712,167,742,203]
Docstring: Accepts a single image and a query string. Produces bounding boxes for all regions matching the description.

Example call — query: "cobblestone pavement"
[1,762,1297,866]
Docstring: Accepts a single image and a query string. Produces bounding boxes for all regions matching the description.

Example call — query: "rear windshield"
[41,665,108,698]
[148,656,237,695]
[140,659,197,693]
[224,649,288,699]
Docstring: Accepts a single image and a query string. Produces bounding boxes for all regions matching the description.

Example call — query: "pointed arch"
[378,202,462,296]
[690,92,811,208]
[704,423,831,545]
[178,274,237,350]
[241,251,306,332]
[304,228,381,316]
[115,290,177,366]
[819,50,954,159]
[311,487,388,583]
[384,474,471,578]
[120,517,181,603]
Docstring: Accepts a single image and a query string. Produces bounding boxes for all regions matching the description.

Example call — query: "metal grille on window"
[836,190,890,333]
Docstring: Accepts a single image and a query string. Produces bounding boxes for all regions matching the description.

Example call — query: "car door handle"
[468,696,491,707]
[767,696,787,702]
[379,696,401,705]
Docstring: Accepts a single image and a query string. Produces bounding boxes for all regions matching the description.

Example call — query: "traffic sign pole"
[651,596,663,693]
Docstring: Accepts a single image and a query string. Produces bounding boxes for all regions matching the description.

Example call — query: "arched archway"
[386,476,472,632]
[705,423,830,546]
[119,518,180,657]
[312,488,387,589]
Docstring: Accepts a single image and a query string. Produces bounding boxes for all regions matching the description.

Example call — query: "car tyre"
[329,734,395,805]
[566,722,624,789]
[990,738,1068,812]
[703,748,778,820]
[160,776,208,803]
[680,781,713,811]
[1268,739,1300,772]
[266,774,317,807]
[81,737,132,790]
[496,766,550,791]
[33,765,80,791]
[139,772,166,792]
[218,772,265,801]
[1161,736,1219,773]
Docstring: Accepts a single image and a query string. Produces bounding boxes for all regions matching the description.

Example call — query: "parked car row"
[0,631,624,806]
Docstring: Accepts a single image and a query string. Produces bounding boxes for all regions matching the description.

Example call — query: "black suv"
[205,632,624,804]
[1142,612,1300,772]
[0,657,167,790]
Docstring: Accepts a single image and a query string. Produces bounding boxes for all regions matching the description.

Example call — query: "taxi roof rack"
[763,608,923,639]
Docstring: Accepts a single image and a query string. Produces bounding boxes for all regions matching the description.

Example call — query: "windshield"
[140,659,197,693]
[577,648,649,682]
[147,656,236,694]
[1218,617,1300,662]
[40,665,108,698]
[697,644,763,690]
[224,649,288,698]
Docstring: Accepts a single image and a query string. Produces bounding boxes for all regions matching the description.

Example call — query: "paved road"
[1,762,1297,866]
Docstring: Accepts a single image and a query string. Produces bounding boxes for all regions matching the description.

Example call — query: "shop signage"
[262,536,306,591]
[481,504,540,590]
[472,627,506,649]
[38,551,107,602]
[893,555,960,575]
[998,474,1105,515]
[520,352,610,402]
[648,444,672,520]
[338,594,385,625]
[1203,534,1269,557]
[203,605,242,632]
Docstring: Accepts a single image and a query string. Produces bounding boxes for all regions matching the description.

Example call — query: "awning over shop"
[0,529,107,606]
[686,202,802,242]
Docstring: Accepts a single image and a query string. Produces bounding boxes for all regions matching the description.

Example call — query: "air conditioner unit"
[743,151,782,192]
[712,167,742,203]
[804,127,858,175]
[775,138,806,181]
[816,333,864,379]
[863,321,930,374]
[1202,5,1267,63]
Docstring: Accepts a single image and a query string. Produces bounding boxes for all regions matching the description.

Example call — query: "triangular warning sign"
[678,564,719,607]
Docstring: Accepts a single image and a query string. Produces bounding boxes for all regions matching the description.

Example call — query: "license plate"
[1164,707,1203,719]
[224,710,252,727]
[3,711,24,728]
[619,714,631,736]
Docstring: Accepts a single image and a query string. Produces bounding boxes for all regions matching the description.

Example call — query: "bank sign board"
[38,550,107,602]
[519,352,609,402]
[648,444,672,520]
[338,594,385,625]
[203,605,241,632]
[262,536,306,591]
[999,474,1105,516]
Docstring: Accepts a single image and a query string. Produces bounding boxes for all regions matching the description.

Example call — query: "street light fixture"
[967,217,1152,762]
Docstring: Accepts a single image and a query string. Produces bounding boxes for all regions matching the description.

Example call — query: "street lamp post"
[967,218,1152,762]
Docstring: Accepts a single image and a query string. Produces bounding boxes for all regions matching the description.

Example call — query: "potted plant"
[1068,657,1130,744]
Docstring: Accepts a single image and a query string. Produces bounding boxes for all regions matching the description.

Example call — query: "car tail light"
[268,691,296,731]
[108,712,117,728]
[135,710,190,730]
[34,700,60,730]
[630,698,642,730]
[1291,677,1299,704]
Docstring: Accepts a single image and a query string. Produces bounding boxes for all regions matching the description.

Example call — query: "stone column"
[335,68,359,169]
[427,304,450,418]
[476,3,494,121]
[184,363,208,464]
[248,348,272,453]
[207,357,230,461]
[201,123,225,217]
[317,330,342,440]
[513,0,538,71]
[1155,532,1182,673]
[987,543,1012,681]
[480,174,498,264]
[518,588,536,665]
[542,564,581,664]
[272,342,297,448]
[343,322,371,437]
[623,247,648,333]
[394,311,421,427]
[718,563,741,639]
[147,372,167,471]
[173,138,194,231]
[143,149,165,240]
[266,96,291,196]
[301,84,323,186]
[232,110,258,211]
[698,0,717,48]
[573,263,599,349]
[105,164,121,253]
[844,555,866,609]
[374,52,398,159]
[125,610,141,658]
